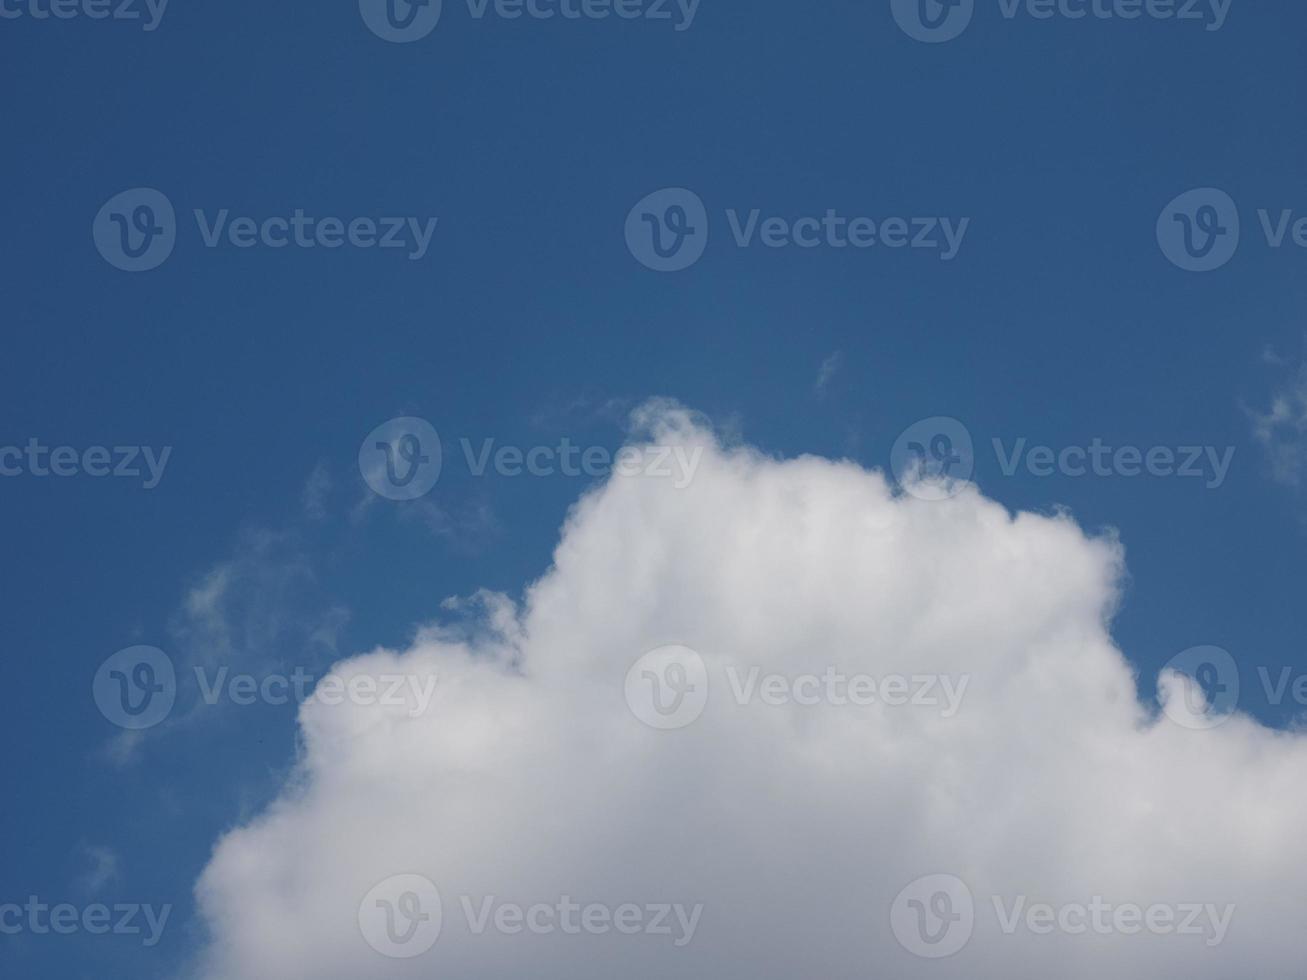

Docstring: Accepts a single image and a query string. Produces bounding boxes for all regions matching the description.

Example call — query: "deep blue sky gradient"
[3,2,1307,976]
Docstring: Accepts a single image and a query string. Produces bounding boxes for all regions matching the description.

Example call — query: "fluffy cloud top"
[189,404,1307,980]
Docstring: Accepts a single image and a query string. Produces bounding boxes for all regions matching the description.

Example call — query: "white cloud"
[1249,352,1307,490]
[100,729,145,769]
[100,529,351,763]
[815,351,843,395]
[186,403,1307,980]
[171,528,344,673]
[351,477,500,547]
[76,845,120,895]
[302,462,332,521]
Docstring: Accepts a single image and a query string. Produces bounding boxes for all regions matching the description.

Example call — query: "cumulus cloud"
[187,403,1307,980]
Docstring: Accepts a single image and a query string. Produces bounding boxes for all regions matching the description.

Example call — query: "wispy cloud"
[301,461,332,521]
[1248,344,1307,490]
[171,528,335,672]
[529,393,632,431]
[76,845,120,895]
[815,351,843,396]
[101,527,352,767]
[100,730,146,769]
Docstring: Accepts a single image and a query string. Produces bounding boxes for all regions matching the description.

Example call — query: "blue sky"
[3,1,1307,977]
